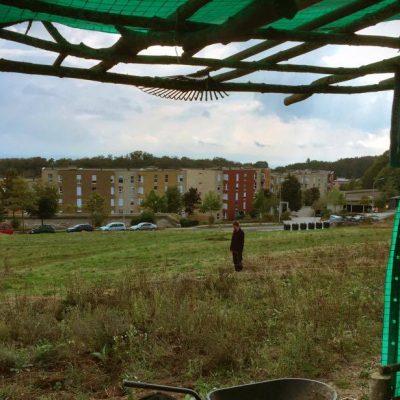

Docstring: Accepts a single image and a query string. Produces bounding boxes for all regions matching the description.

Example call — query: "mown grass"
[0,224,393,399]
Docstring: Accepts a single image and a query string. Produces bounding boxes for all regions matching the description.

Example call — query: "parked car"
[328,215,343,224]
[0,222,14,235]
[30,224,56,234]
[99,222,126,231]
[67,224,94,232]
[130,222,158,231]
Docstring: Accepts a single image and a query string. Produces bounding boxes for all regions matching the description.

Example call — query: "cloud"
[0,20,397,167]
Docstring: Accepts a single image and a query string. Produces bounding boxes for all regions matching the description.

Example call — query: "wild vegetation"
[0,224,392,399]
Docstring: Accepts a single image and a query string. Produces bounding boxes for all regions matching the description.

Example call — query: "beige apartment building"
[269,170,334,196]
[42,167,186,215]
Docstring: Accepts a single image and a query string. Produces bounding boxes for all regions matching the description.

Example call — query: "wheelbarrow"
[124,378,337,400]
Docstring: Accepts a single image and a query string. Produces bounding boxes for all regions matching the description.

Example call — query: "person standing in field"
[230,221,245,271]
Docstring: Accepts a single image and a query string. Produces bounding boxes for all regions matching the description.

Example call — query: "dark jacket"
[230,228,244,252]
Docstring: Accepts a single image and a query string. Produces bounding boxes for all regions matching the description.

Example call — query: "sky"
[0,19,399,168]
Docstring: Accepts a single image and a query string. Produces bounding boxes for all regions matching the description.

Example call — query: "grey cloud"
[202,110,211,118]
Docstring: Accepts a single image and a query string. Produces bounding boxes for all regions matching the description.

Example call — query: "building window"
[178,185,183,193]
[130,200,134,206]
[111,186,115,195]
[154,175,158,183]
[58,198,63,204]
[216,213,220,220]
[119,209,123,214]
[243,192,247,198]
[118,186,123,194]
[236,173,239,181]
[76,174,82,184]
[57,175,62,183]
[77,198,82,208]
[59,187,63,194]
[92,175,97,183]
[110,176,115,184]
[138,198,143,205]
[223,203,228,210]
[243,201,246,209]
[130,187,135,193]
[235,193,239,201]
[178,175,184,183]
[235,182,239,190]
[165,185,168,192]
[130,175,134,184]
[76,186,82,196]
[154,185,158,190]
[48,173,53,183]
[118,176,123,184]
[111,199,115,207]
[92,186,97,191]
[138,187,144,194]
[217,186,221,191]
[165,174,169,183]
[217,174,221,182]
[118,198,124,207]
[223,174,228,181]
[138,175,144,183]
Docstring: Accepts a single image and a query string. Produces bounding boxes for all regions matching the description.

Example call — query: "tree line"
[0,152,268,178]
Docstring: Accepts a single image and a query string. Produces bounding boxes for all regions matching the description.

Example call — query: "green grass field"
[0,224,393,399]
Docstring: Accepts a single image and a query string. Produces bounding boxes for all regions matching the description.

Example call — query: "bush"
[130,211,155,226]
[179,218,199,227]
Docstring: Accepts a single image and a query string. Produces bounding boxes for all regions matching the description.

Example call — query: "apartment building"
[269,170,334,196]
[222,169,259,220]
[42,167,186,215]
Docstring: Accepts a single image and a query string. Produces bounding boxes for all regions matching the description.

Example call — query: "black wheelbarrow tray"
[124,378,337,400]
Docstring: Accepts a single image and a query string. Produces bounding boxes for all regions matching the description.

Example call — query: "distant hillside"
[274,156,377,179]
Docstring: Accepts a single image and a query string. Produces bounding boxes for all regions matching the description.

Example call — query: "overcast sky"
[0,20,399,167]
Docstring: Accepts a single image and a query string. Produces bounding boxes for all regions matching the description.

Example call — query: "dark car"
[30,224,56,234]
[0,222,14,235]
[67,224,94,233]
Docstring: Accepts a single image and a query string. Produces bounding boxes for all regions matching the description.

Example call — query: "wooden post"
[390,71,400,167]
[369,372,391,400]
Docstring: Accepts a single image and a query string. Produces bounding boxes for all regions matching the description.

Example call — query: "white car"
[99,222,126,231]
[130,222,157,231]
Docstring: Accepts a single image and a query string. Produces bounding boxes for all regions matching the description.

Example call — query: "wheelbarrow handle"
[123,380,203,400]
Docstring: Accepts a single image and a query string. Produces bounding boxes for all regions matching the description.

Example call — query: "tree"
[6,177,36,231]
[28,183,59,225]
[281,175,302,211]
[142,190,167,213]
[325,188,345,212]
[200,191,222,225]
[165,186,183,214]
[183,187,201,215]
[85,192,107,227]
[303,187,320,206]
[252,189,278,220]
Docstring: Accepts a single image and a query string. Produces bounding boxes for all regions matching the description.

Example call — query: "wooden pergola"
[1,3,400,395]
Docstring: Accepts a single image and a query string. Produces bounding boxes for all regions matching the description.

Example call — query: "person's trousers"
[232,251,243,271]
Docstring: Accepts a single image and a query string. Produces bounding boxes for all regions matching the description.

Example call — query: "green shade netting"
[382,202,400,397]
[0,0,399,34]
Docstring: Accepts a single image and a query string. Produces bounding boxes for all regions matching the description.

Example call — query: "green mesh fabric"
[382,202,400,397]
[0,0,399,34]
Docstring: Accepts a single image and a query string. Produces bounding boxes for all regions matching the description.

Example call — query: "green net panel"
[382,202,400,397]
[0,0,399,34]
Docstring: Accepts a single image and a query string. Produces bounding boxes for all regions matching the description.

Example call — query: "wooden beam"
[285,56,400,105]
[0,58,394,95]
[167,0,212,28]
[194,0,382,76]
[390,71,400,167]
[253,28,400,49]
[182,0,320,56]
[0,0,209,32]
[214,1,400,82]
[3,27,399,77]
